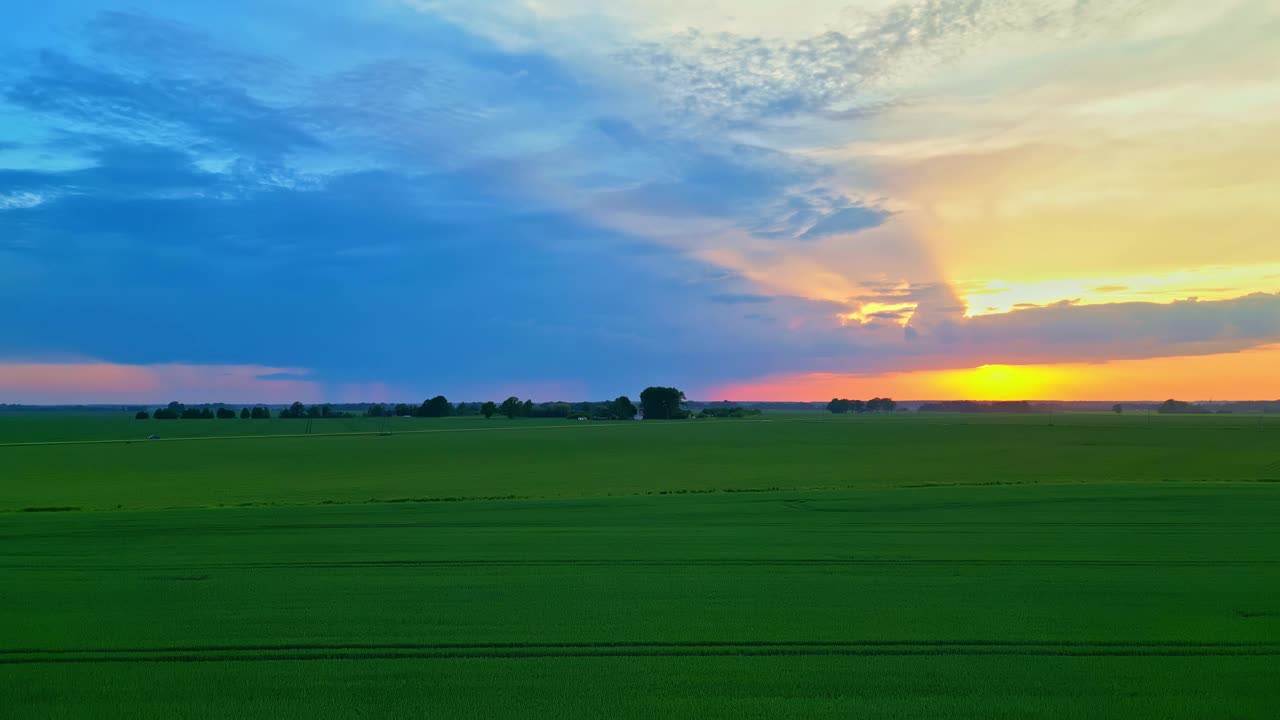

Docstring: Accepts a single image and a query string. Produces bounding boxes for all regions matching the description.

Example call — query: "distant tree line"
[141,402,274,420]
[108,395,1280,422]
[278,402,357,419]
[916,400,1044,413]
[1157,399,1212,415]
[366,398,483,418]
[134,386,772,423]
[696,405,762,419]
[361,395,640,420]
[826,397,897,414]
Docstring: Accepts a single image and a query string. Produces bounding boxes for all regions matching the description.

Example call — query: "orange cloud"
[704,343,1280,401]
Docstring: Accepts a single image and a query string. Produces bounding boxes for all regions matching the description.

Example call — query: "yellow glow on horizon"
[704,344,1280,402]
[935,364,1068,401]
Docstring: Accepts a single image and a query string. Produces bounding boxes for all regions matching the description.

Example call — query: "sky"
[1,0,1278,403]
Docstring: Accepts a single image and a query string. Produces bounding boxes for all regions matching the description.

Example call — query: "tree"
[279,401,307,419]
[481,401,497,419]
[611,396,637,420]
[499,397,522,419]
[240,408,251,419]
[365,404,387,417]
[198,407,215,419]
[640,386,687,420]
[866,397,895,412]
[420,395,453,418]
[827,398,872,413]
[251,406,270,419]
[216,407,237,419]
[523,399,534,416]
[1158,399,1208,415]
[154,401,185,419]
[135,410,150,420]
[530,402,571,418]
[1112,403,1123,414]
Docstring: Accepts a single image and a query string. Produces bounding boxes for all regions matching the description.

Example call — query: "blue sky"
[2,1,1278,402]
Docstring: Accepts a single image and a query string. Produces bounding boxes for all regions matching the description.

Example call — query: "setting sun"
[935,364,1066,401]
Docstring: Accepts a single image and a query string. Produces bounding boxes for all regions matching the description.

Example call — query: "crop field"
[2,412,1278,718]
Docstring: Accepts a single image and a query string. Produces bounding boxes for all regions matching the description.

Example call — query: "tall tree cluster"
[639,387,687,419]
[144,402,272,419]
[827,397,897,414]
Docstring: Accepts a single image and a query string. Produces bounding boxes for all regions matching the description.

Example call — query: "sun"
[937,364,1066,401]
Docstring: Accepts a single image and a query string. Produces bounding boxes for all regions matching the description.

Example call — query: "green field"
[2,413,1278,717]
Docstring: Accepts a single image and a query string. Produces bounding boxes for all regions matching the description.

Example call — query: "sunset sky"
[2,1,1278,403]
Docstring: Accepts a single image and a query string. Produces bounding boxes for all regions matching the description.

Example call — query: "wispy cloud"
[6,53,318,156]
[611,0,1154,127]
[799,204,892,240]
[708,293,774,304]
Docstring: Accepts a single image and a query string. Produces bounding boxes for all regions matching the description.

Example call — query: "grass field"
[2,412,1278,717]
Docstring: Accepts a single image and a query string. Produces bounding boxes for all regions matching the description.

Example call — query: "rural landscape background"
[3,404,1279,717]
[4,0,1279,717]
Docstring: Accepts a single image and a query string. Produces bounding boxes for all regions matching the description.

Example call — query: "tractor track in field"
[6,639,1276,654]
[3,640,1277,665]
[3,558,1276,572]
[0,419,735,449]
[3,520,1268,542]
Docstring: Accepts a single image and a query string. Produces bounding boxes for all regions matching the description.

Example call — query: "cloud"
[615,0,1154,126]
[0,361,321,404]
[746,191,895,243]
[254,372,311,382]
[0,191,47,210]
[799,204,892,240]
[85,11,292,85]
[808,292,1280,378]
[708,293,773,304]
[0,142,227,200]
[585,138,825,226]
[4,51,319,156]
[694,292,1280,398]
[0,135,812,396]
[953,293,1280,362]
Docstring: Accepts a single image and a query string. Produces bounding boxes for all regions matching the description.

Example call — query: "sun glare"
[839,302,918,327]
[937,364,1066,401]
